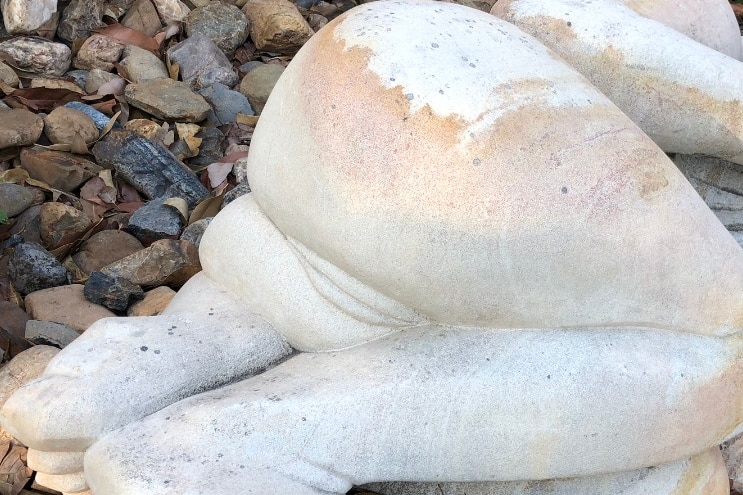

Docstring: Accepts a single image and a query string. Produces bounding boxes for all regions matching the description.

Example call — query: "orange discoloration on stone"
[672,448,730,495]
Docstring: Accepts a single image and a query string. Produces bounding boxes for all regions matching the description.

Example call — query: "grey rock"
[188,126,225,166]
[238,62,284,114]
[58,0,105,42]
[126,198,184,244]
[121,0,162,37]
[124,77,212,122]
[84,271,144,311]
[65,69,89,88]
[0,37,70,76]
[222,182,251,207]
[0,301,30,340]
[167,33,238,90]
[92,129,209,206]
[185,3,249,56]
[0,61,19,87]
[0,108,43,148]
[0,183,45,218]
[199,83,255,126]
[8,204,42,245]
[72,230,144,275]
[238,60,264,73]
[8,243,70,295]
[119,44,168,83]
[85,68,121,94]
[151,0,190,22]
[100,239,201,288]
[25,320,81,348]
[180,217,212,249]
[64,101,120,131]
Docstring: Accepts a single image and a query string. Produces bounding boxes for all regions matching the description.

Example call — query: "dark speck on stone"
[473,158,481,166]
[567,21,572,26]
[439,90,444,94]
[431,42,439,48]
[561,186,568,194]
[406,93,414,100]
[469,63,476,68]
[141,346,148,351]
[462,56,468,62]
[155,349,161,354]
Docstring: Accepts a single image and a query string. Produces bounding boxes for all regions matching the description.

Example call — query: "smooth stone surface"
[1,0,57,34]
[72,230,143,275]
[0,109,43,149]
[0,37,70,76]
[121,0,161,36]
[125,77,211,122]
[64,101,118,131]
[126,285,175,316]
[20,147,102,192]
[92,130,209,206]
[200,83,255,126]
[35,471,87,493]
[238,62,284,114]
[25,320,81,348]
[0,345,59,407]
[27,450,84,476]
[0,301,30,340]
[85,68,122,94]
[43,107,99,145]
[0,61,20,87]
[119,44,168,83]
[185,2,249,56]
[38,202,92,250]
[57,0,104,42]
[167,33,238,90]
[24,284,116,332]
[84,271,144,312]
[8,243,69,295]
[242,0,313,54]
[73,34,124,71]
[8,204,42,245]
[0,183,45,218]
[126,198,183,244]
[100,239,200,288]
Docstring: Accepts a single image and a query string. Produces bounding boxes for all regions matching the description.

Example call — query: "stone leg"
[83,327,743,494]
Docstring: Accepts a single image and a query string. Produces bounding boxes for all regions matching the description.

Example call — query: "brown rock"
[43,106,100,145]
[73,34,125,71]
[242,0,313,54]
[126,285,175,316]
[0,109,43,149]
[0,37,71,77]
[0,61,19,87]
[124,118,168,142]
[24,284,116,332]
[30,77,85,93]
[101,239,201,288]
[238,63,284,114]
[124,78,211,122]
[0,345,59,408]
[0,301,29,339]
[20,147,102,192]
[72,230,144,275]
[39,203,93,250]
[121,0,162,36]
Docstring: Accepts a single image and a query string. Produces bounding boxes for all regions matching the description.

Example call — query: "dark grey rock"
[185,3,249,56]
[167,33,238,90]
[58,0,105,42]
[0,183,45,217]
[64,101,120,131]
[25,320,80,348]
[200,83,255,126]
[8,243,70,295]
[222,182,251,208]
[238,61,264,73]
[83,270,144,311]
[188,127,225,167]
[180,217,212,249]
[126,198,184,244]
[92,129,209,207]
[8,205,42,245]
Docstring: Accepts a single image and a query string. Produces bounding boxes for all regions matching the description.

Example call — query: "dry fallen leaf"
[188,192,223,225]
[94,23,161,53]
[163,197,189,221]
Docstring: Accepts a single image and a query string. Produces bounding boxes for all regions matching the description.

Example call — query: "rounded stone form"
[43,107,99,145]
[185,2,249,56]
[0,108,43,149]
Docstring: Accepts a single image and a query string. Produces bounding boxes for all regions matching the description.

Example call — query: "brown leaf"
[732,3,743,17]
[94,23,160,53]
[188,193,223,225]
[5,87,81,112]
[115,201,144,213]
[220,151,249,163]
[117,181,144,203]
[70,132,92,154]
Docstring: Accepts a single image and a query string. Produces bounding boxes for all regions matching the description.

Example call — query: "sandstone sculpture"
[2,1,743,494]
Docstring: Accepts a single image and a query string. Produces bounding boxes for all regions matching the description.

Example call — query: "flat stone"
[73,34,125,71]
[121,0,162,36]
[29,77,85,93]
[100,239,201,288]
[43,106,99,145]
[200,83,254,126]
[1,0,57,34]
[57,0,105,42]
[126,285,175,316]
[8,243,69,295]
[25,320,81,348]
[39,203,92,251]
[126,198,184,244]
[238,62,284,114]
[84,271,144,312]
[151,0,190,22]
[0,109,43,149]
[0,183,45,218]
[242,0,313,54]
[222,182,250,207]
[24,284,116,332]
[185,2,249,56]
[189,126,224,166]
[65,69,88,88]
[64,101,118,131]
[167,34,238,90]
[0,37,70,77]
[119,44,168,83]
[92,129,209,206]
[20,147,102,192]
[72,230,143,275]
[0,61,19,87]
[0,346,59,407]
[125,77,211,122]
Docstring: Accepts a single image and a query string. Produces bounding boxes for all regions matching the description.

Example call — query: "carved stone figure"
[2,1,742,494]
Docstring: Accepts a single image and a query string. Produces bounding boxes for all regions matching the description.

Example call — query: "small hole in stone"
[469,63,476,68]
[473,158,481,166]
[406,93,414,100]
[438,89,444,94]
[140,346,148,352]
[561,186,568,194]
[154,349,161,354]
[431,42,439,48]
[567,21,572,27]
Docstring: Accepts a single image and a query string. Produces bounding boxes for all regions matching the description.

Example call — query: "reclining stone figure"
[2,0,743,494]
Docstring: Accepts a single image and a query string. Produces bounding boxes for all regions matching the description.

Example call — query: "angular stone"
[123,118,167,142]
[0,183,45,218]
[84,68,121,94]
[25,320,81,348]
[126,285,175,316]
[73,34,124,71]
[8,204,42,245]
[65,69,88,88]
[222,182,250,207]
[151,0,190,22]
[238,62,284,114]
[126,198,183,244]
[189,126,224,166]
[119,44,168,83]
[24,284,116,332]
[185,3,249,56]
[1,0,57,34]
[125,77,211,122]
[72,230,143,275]
[180,217,211,249]
[0,37,70,77]
[92,129,209,206]
[0,300,29,342]
[29,77,85,93]
[199,82,254,126]
[84,271,144,312]
[0,345,59,407]
[8,243,69,295]
[242,0,313,54]
[39,203,92,251]
[20,147,102,192]
[0,109,43,149]
[64,101,118,131]
[121,0,161,36]
[0,61,19,87]
[167,33,238,90]
[306,13,328,32]
[57,0,104,42]
[43,106,99,145]
[100,239,201,288]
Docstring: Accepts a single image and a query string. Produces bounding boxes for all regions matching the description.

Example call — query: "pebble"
[242,0,314,54]
[239,62,285,114]
[20,147,102,192]
[120,44,169,83]
[167,34,238,90]
[24,284,116,332]
[8,205,42,245]
[73,34,125,71]
[125,77,212,122]
[126,285,175,316]
[0,184,45,218]
[8,243,70,295]
[0,37,71,77]
[180,217,212,248]
[43,106,100,145]
[0,346,60,407]
[100,239,201,288]
[39,203,93,251]
[0,109,44,149]
[84,271,144,312]
[25,320,81,348]
[0,61,19,87]
[57,0,105,42]
[85,68,123,94]
[126,198,184,244]
[124,118,168,142]
[121,0,162,36]
[1,0,57,34]
[185,2,250,56]
[92,129,209,206]
[190,127,225,166]
[72,230,144,275]
[200,83,255,126]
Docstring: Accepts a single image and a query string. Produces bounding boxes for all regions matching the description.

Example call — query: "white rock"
[1,0,57,34]
[27,450,84,475]
[35,471,87,493]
